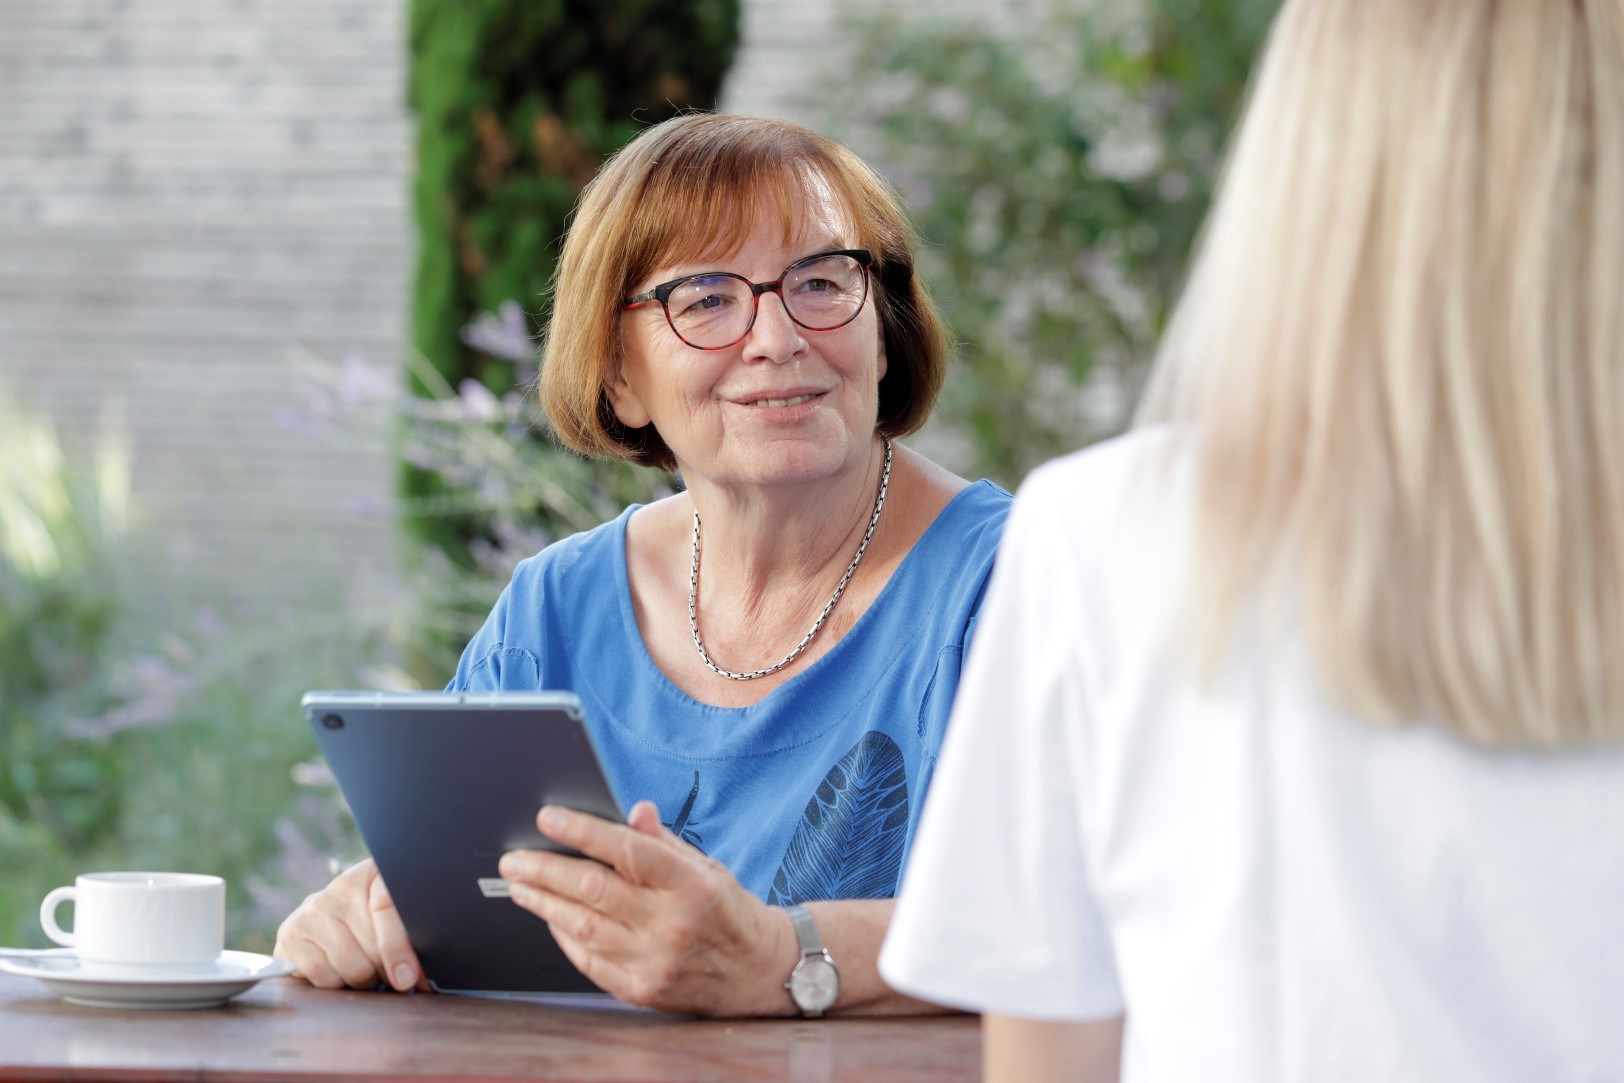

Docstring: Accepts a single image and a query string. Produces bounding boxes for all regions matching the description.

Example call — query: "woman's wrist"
[747,902,803,1017]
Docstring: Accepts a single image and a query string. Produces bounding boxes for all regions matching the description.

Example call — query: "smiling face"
[608,182,887,494]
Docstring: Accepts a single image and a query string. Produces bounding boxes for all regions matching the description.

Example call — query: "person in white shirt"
[878,1,1624,1080]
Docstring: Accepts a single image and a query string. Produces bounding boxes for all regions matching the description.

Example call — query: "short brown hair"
[539,113,950,471]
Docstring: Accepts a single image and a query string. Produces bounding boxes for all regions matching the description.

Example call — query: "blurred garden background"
[0,0,1277,949]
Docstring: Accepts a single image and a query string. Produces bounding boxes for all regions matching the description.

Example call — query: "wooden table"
[0,972,979,1082]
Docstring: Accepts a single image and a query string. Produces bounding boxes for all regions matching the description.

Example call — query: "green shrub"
[0,392,129,873]
[0,388,374,950]
[405,0,740,572]
[393,349,679,678]
[838,0,1279,484]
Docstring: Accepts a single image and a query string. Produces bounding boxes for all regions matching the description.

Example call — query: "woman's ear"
[605,365,652,429]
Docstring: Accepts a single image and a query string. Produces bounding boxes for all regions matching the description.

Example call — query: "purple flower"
[459,300,536,364]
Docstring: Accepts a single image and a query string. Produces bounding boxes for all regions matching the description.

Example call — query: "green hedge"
[406,0,741,563]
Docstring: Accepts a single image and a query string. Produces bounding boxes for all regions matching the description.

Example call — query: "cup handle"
[40,886,76,947]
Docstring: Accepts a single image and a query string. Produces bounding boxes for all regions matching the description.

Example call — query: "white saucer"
[0,950,293,1009]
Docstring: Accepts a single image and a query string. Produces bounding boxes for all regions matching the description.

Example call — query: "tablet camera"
[320,714,345,730]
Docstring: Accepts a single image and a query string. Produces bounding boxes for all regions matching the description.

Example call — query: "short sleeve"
[879,467,1124,1020]
[445,576,544,693]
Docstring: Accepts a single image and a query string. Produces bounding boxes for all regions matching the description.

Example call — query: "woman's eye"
[679,292,731,316]
[670,276,741,320]
[793,277,837,294]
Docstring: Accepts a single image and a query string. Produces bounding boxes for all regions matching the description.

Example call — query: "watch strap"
[786,903,824,957]
[783,904,839,1017]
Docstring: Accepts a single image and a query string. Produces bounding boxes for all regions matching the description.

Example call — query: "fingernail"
[392,964,415,991]
[497,854,513,878]
[539,806,564,832]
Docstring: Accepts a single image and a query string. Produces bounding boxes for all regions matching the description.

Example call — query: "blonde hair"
[539,113,950,472]
[1137,0,1624,746]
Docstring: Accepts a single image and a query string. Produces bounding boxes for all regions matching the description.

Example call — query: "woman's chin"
[707,436,871,492]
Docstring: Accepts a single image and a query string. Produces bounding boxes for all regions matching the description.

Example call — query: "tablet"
[301,690,625,1000]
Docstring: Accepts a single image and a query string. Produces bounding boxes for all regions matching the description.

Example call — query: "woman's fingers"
[626,799,697,854]
[508,879,691,1008]
[508,883,638,960]
[527,891,695,1011]
[545,925,650,1007]
[626,800,661,831]
[273,922,341,988]
[274,858,426,993]
[499,847,657,927]
[277,901,381,989]
[503,802,783,1014]
[531,805,692,889]
[366,870,428,992]
[328,922,390,989]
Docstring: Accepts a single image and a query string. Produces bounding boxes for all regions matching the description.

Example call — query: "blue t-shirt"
[448,480,1010,905]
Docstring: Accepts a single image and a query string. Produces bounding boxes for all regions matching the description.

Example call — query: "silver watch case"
[786,949,840,1016]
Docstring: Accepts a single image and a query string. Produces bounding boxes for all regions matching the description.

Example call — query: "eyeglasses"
[623,249,874,351]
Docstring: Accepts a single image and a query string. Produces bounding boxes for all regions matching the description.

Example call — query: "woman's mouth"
[747,393,819,408]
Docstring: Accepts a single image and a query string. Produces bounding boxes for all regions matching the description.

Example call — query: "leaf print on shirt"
[664,770,706,853]
[767,732,909,905]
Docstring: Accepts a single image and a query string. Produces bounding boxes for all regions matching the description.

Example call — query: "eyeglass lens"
[665,253,868,349]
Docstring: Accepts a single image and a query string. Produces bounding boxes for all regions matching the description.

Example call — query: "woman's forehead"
[646,171,857,274]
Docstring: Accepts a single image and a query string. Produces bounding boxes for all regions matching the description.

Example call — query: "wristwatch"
[783,904,840,1017]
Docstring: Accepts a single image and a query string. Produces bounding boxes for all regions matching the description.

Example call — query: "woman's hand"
[273,858,431,993]
[499,800,795,1016]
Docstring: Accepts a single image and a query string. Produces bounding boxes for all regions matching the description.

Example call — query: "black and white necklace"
[688,440,893,681]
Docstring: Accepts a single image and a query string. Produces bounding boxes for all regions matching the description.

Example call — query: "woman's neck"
[683,439,890,612]
[620,442,967,706]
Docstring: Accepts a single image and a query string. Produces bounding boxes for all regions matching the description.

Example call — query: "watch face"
[789,955,840,1013]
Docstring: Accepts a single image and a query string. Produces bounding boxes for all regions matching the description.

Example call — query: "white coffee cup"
[39,872,225,971]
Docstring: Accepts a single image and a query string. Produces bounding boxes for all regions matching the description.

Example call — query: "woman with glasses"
[880,0,1624,1079]
[275,113,1010,1017]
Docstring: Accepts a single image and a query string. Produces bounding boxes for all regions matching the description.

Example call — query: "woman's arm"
[497,801,950,1017]
[984,1014,1124,1083]
[791,897,953,1016]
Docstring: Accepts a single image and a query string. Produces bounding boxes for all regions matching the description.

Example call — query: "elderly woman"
[274,113,1010,1017]
[881,0,1624,1080]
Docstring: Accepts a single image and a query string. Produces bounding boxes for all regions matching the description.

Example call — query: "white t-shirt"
[881,430,1624,1083]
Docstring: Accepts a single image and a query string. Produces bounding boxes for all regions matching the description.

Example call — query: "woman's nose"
[742,291,805,363]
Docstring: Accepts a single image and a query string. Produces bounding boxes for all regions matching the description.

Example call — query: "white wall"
[0,0,411,612]
[0,0,1045,617]
[721,0,1053,124]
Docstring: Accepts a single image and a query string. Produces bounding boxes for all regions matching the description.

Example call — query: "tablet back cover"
[303,691,622,997]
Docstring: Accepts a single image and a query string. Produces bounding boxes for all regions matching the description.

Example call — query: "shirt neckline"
[610,479,1003,717]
